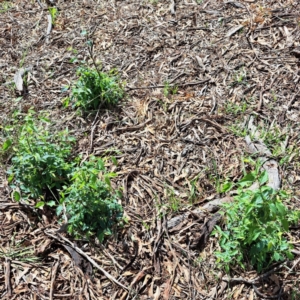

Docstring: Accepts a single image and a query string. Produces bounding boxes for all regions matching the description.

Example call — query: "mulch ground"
[1,0,300,299]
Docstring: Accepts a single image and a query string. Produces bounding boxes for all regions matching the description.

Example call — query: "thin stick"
[126,79,210,91]
[50,258,60,300]
[5,257,12,297]
[37,0,44,9]
[286,89,300,111]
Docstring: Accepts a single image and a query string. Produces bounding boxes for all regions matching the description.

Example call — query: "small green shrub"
[72,67,124,111]
[213,170,300,273]
[3,111,123,242]
[7,111,75,204]
[58,157,123,242]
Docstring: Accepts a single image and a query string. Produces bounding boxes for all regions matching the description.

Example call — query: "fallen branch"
[223,261,287,299]
[222,261,287,285]
[286,89,300,112]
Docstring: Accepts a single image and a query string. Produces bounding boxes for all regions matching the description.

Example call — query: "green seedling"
[163,81,178,97]
[228,123,248,137]
[224,100,248,116]
[48,7,58,25]
[165,187,181,212]
[230,68,247,87]
[20,48,28,68]
[188,174,201,203]
[72,67,124,112]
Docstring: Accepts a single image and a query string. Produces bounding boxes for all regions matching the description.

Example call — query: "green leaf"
[35,201,45,208]
[258,170,268,185]
[2,139,12,150]
[270,203,277,216]
[252,231,261,241]
[56,205,63,216]
[8,173,14,183]
[111,156,118,166]
[276,202,286,217]
[47,200,56,207]
[221,182,233,193]
[286,251,294,260]
[12,191,21,201]
[238,172,256,187]
[273,252,281,261]
[281,219,289,231]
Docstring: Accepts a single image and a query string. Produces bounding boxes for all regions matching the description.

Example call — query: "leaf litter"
[1,0,300,299]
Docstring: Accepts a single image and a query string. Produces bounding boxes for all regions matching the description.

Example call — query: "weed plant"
[213,169,300,273]
[6,111,75,204]
[163,81,178,97]
[58,157,123,242]
[72,67,124,111]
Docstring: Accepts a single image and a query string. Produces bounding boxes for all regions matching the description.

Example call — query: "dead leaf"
[226,25,244,37]
[234,284,244,299]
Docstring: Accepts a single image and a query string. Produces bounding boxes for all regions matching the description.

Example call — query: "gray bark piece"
[13,67,32,91]
[167,197,232,229]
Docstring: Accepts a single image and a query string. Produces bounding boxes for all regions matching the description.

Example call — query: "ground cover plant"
[214,169,300,273]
